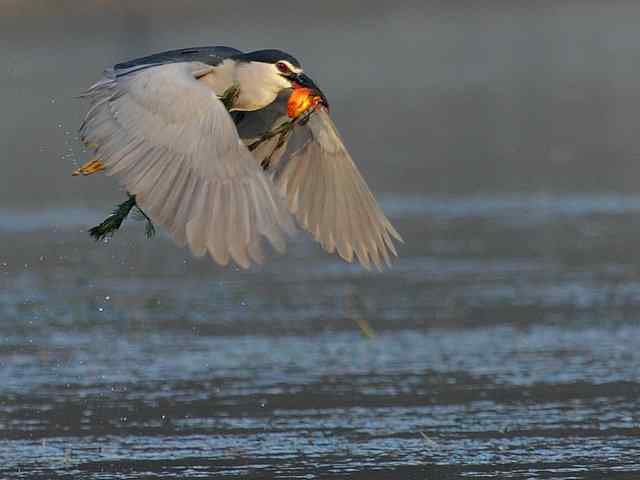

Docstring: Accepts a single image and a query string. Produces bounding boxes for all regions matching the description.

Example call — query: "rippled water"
[2,195,640,479]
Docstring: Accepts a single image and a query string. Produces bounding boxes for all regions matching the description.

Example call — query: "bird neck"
[232,61,288,111]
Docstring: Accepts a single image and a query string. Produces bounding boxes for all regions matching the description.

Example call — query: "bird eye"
[276,62,290,74]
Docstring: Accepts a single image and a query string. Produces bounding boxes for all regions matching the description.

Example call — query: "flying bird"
[76,46,402,270]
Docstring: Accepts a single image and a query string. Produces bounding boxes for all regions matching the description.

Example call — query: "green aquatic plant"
[89,194,155,241]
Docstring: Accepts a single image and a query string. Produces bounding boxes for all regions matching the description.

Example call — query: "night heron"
[75,46,402,270]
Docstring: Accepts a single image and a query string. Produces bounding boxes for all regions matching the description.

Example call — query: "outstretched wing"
[80,62,294,268]
[236,95,403,270]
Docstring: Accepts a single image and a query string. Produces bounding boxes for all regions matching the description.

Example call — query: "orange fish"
[287,86,324,118]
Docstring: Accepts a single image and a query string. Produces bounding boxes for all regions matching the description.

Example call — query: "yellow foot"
[72,158,104,176]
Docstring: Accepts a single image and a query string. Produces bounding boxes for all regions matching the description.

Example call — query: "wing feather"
[185,180,209,258]
[209,181,229,266]
[80,62,294,268]
[239,105,402,270]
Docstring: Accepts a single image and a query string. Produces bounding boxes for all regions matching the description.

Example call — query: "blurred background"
[2,2,640,479]
[4,0,640,207]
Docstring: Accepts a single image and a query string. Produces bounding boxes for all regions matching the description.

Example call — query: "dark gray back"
[114,45,243,71]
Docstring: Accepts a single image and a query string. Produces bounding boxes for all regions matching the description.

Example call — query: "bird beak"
[292,73,329,109]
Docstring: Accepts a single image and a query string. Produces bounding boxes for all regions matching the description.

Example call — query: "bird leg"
[248,108,315,169]
[247,111,314,152]
[88,194,155,241]
[247,121,292,170]
[258,129,291,170]
[247,120,293,152]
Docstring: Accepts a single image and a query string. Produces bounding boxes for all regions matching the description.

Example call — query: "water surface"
[2,195,640,479]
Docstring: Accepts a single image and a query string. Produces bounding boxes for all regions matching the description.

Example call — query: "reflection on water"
[2,195,640,478]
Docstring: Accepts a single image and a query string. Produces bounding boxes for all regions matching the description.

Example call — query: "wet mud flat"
[2,195,640,479]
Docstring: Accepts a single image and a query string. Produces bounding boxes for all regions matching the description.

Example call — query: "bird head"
[234,49,329,113]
